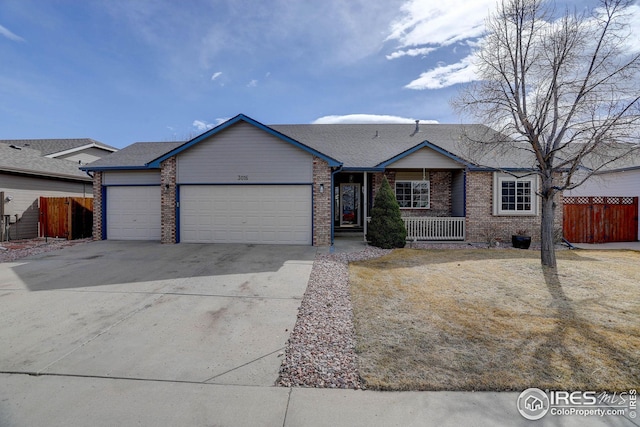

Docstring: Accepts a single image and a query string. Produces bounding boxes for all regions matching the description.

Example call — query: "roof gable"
[148,114,341,168]
[376,141,469,169]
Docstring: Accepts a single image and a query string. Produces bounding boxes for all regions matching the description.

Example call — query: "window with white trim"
[494,174,538,215]
[395,181,430,209]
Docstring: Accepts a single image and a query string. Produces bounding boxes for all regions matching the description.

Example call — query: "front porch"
[333,169,466,243]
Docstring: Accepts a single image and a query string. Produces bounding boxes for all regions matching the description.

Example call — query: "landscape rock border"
[277,247,391,389]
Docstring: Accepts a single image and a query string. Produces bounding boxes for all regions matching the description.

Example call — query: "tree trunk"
[540,193,557,268]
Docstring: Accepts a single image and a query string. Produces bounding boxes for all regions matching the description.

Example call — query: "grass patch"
[349,249,640,391]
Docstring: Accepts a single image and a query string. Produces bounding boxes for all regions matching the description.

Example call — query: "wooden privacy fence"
[563,196,638,243]
[39,197,93,240]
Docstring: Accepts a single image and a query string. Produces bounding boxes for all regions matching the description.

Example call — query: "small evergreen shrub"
[367,176,407,249]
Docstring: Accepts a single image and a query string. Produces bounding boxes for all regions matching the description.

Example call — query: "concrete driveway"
[0,241,315,418]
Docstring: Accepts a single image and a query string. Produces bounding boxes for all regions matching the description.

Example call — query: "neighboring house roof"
[80,114,541,172]
[0,138,117,158]
[0,143,92,181]
[82,142,184,170]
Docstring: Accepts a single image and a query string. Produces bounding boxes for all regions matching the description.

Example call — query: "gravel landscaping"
[0,238,90,262]
[277,247,391,389]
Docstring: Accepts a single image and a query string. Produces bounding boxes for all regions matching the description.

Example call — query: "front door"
[340,183,360,227]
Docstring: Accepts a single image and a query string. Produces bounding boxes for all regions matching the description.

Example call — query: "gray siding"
[451,170,465,216]
[177,122,313,184]
[103,170,161,186]
[389,147,463,169]
[1,173,91,240]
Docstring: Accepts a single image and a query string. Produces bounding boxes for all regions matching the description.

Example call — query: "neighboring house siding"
[1,173,92,240]
[102,170,161,186]
[565,169,640,240]
[176,122,313,184]
[565,170,639,196]
[388,147,462,169]
[55,147,113,164]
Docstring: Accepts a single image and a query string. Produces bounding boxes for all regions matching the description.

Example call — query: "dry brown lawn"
[349,249,640,391]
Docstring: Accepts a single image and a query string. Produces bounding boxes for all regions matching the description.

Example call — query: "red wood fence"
[39,197,93,240]
[563,196,638,243]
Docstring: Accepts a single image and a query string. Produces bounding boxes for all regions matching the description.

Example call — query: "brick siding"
[465,171,563,243]
[160,157,177,244]
[92,171,103,240]
[372,170,452,217]
[313,157,331,246]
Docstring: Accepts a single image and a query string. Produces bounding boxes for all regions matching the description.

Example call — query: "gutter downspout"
[363,171,368,242]
[330,166,343,252]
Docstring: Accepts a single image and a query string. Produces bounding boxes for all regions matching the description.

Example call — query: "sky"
[0,0,634,148]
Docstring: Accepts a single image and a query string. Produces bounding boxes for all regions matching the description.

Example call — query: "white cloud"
[210,71,222,80]
[386,47,437,60]
[192,120,214,132]
[246,79,258,87]
[192,117,230,132]
[386,0,493,50]
[313,114,438,124]
[383,0,494,90]
[0,24,25,42]
[405,54,477,90]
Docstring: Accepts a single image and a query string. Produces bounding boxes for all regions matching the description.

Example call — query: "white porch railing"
[366,216,466,241]
[402,217,465,241]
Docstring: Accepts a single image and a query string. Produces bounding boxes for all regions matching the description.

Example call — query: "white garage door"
[180,185,312,244]
[107,186,161,240]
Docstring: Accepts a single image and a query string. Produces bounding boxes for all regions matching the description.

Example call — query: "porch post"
[363,171,368,242]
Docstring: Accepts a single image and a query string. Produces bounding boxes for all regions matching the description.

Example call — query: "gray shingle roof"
[271,123,536,169]
[81,142,184,169]
[0,138,117,157]
[0,143,91,181]
[80,122,542,171]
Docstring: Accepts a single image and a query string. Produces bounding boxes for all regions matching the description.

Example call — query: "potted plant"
[512,229,532,249]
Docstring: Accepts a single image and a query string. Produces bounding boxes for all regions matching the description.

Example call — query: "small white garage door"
[107,186,161,240]
[180,185,312,244]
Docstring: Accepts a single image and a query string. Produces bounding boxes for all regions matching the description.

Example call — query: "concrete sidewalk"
[570,241,640,250]
[1,374,636,426]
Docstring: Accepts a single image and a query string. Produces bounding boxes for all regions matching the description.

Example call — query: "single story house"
[0,143,94,240]
[82,114,563,246]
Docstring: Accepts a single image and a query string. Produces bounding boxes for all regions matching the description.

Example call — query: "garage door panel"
[107,186,161,240]
[180,185,311,244]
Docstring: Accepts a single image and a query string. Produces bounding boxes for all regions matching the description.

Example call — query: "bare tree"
[454,0,640,268]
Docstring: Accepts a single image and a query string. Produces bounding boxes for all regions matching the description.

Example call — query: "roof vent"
[411,120,420,136]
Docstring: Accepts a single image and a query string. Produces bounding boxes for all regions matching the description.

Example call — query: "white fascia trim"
[45,143,117,158]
